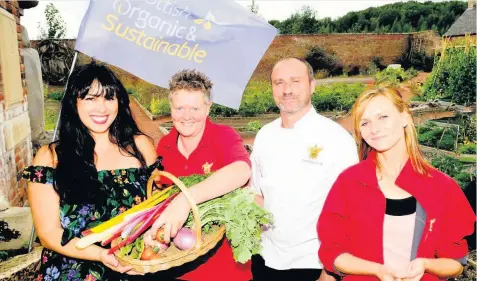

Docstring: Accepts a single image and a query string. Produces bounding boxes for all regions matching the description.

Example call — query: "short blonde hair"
[168,69,213,104]
[351,87,431,176]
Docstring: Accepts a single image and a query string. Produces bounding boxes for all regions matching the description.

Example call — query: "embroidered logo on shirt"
[308,145,323,160]
[429,218,436,232]
[202,162,213,174]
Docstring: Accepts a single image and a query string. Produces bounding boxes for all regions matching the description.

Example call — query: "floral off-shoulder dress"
[22,158,163,281]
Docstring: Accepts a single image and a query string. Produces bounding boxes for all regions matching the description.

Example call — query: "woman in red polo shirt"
[317,87,475,281]
[149,69,252,281]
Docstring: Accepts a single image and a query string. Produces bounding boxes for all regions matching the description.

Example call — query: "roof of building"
[444,7,477,37]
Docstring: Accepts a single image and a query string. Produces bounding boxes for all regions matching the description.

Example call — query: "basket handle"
[146,170,202,251]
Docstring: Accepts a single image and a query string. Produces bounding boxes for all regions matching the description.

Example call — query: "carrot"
[108,193,178,254]
[140,247,156,260]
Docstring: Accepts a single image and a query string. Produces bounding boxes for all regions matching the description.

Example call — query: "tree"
[38,3,67,39]
[391,19,401,32]
[270,1,466,35]
[249,0,259,15]
[291,6,319,34]
[419,19,429,31]
[268,20,280,28]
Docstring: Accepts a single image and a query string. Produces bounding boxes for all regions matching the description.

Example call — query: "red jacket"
[317,151,475,281]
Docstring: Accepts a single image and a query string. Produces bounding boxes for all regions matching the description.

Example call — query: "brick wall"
[0,0,33,207]
[253,31,441,80]
[31,31,442,83]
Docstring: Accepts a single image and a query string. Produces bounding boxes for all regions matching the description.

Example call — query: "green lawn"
[45,100,60,131]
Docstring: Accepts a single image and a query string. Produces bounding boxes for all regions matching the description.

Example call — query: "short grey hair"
[168,69,213,104]
[270,57,314,82]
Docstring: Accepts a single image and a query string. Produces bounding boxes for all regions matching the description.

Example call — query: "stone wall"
[253,31,441,80]
[0,0,32,207]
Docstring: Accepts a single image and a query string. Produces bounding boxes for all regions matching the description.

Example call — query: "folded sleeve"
[317,173,352,275]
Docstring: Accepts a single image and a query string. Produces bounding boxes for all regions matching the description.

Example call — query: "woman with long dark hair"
[22,62,161,280]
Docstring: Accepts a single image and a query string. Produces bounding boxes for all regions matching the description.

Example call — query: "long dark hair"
[52,62,147,205]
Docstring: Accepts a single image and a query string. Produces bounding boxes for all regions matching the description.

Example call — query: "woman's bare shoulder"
[33,144,57,168]
[134,135,157,165]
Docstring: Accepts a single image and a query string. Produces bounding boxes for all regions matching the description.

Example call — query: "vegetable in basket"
[77,174,273,264]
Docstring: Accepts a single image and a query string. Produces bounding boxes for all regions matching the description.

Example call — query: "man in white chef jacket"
[250,57,359,281]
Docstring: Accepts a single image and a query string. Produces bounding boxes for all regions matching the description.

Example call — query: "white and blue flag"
[75,0,278,109]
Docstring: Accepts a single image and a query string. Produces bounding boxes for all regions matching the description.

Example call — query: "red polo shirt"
[156,118,252,281]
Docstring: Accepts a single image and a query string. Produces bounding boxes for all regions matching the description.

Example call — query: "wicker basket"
[111,170,226,273]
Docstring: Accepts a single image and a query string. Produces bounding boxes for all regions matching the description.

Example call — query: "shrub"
[430,155,475,188]
[374,66,416,87]
[454,172,475,189]
[457,113,476,143]
[238,90,275,117]
[409,81,424,101]
[422,46,476,105]
[246,120,262,132]
[209,104,237,117]
[344,64,360,76]
[371,56,386,70]
[312,83,365,112]
[305,47,343,76]
[409,51,434,72]
[417,122,458,151]
[46,91,63,101]
[150,98,170,115]
[315,70,330,79]
[129,92,150,110]
[237,81,275,117]
[431,155,463,177]
[458,143,477,155]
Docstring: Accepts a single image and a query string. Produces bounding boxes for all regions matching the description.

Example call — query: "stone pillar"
[0,1,33,208]
[21,25,45,143]
[0,3,40,280]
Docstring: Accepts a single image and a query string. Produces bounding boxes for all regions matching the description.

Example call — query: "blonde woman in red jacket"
[317,87,475,281]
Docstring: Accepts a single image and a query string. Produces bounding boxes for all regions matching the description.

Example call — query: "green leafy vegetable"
[116,174,272,264]
[184,187,273,263]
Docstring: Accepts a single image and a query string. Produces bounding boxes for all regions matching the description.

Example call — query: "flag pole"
[27,51,79,253]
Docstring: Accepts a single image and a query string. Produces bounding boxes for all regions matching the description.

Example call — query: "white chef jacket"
[250,106,359,270]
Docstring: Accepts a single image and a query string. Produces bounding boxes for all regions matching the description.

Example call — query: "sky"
[22,0,454,40]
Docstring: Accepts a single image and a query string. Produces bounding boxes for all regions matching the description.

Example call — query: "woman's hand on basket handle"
[150,193,191,243]
[98,248,144,275]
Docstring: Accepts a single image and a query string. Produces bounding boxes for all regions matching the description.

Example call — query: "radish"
[173,227,196,250]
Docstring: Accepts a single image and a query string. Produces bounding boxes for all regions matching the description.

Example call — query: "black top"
[385,196,416,216]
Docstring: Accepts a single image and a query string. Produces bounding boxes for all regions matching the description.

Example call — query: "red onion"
[173,227,196,250]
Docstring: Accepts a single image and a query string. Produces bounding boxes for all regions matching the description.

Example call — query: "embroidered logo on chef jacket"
[202,162,213,174]
[302,145,324,165]
[308,145,323,160]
